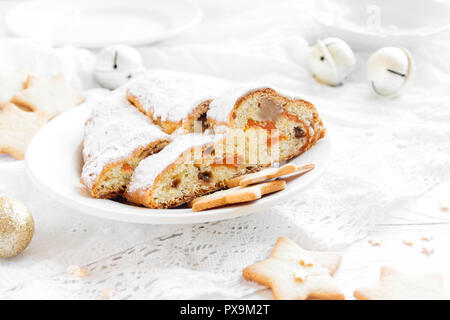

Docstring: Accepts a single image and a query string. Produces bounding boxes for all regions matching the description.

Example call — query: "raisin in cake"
[127,70,230,134]
[81,89,171,198]
[125,134,262,208]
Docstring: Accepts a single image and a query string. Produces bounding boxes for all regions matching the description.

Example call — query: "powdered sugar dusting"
[127,134,220,193]
[127,70,230,122]
[207,84,266,125]
[81,89,171,189]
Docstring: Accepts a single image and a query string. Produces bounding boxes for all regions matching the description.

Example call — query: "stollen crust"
[188,180,286,212]
[0,103,49,160]
[354,266,448,300]
[12,74,84,118]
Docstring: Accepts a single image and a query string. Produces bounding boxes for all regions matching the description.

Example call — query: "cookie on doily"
[12,74,84,118]
[1,74,85,159]
[0,70,28,106]
[0,103,49,160]
[243,237,345,300]
[354,266,448,300]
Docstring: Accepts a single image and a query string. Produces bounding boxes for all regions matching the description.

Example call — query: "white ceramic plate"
[5,0,202,48]
[25,104,331,225]
[310,0,450,49]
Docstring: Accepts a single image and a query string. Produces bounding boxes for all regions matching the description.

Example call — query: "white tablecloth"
[0,0,449,299]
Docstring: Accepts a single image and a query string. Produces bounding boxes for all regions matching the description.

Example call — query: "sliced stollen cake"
[125,133,262,208]
[81,71,326,207]
[126,70,231,134]
[81,89,171,199]
[207,86,326,163]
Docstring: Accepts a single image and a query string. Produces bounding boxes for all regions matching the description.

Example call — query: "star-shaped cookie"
[12,74,84,118]
[243,237,344,300]
[0,69,28,105]
[0,103,49,159]
[354,266,448,300]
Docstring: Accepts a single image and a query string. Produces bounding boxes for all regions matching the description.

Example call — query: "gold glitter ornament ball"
[0,197,34,258]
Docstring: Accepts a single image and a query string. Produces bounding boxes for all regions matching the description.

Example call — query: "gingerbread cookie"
[0,70,28,106]
[354,266,448,300]
[243,237,344,300]
[0,103,49,159]
[12,74,84,118]
[226,163,315,188]
[188,180,286,212]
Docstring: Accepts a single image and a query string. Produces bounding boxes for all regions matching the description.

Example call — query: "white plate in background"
[25,104,331,225]
[5,0,203,48]
[310,0,450,49]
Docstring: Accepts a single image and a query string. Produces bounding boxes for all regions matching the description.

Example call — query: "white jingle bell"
[94,45,146,90]
[309,37,356,86]
[367,47,413,97]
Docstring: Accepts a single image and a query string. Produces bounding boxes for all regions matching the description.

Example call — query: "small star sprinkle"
[421,245,435,256]
[354,266,447,300]
[299,255,315,267]
[368,238,382,246]
[402,239,414,247]
[101,288,116,299]
[67,265,88,278]
[293,269,310,282]
[420,234,433,242]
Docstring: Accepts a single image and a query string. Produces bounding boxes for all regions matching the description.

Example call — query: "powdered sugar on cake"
[207,84,305,126]
[127,134,220,193]
[81,89,170,189]
[127,70,230,122]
